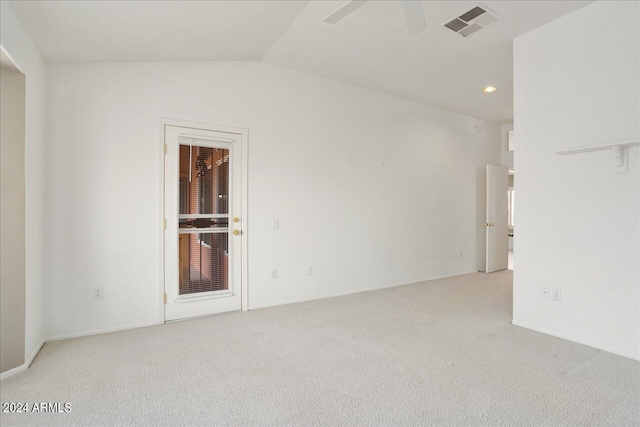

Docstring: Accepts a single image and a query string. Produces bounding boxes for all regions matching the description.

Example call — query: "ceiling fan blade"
[400,0,426,36]
[324,0,369,24]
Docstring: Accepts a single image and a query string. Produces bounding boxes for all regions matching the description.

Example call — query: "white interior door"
[485,164,509,273]
[164,125,243,321]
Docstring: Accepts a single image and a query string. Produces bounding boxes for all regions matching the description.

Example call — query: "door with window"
[164,125,243,321]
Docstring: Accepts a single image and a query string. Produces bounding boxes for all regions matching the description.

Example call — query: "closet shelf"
[555,139,639,155]
[555,139,639,173]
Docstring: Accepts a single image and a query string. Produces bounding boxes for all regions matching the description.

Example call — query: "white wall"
[0,1,47,366]
[513,1,639,359]
[45,61,500,339]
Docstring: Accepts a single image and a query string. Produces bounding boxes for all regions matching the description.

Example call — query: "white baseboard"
[511,319,639,361]
[46,321,162,342]
[0,363,26,381]
[250,270,479,310]
[26,339,45,367]
[0,339,45,381]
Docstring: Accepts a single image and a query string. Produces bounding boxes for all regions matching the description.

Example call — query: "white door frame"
[158,118,248,323]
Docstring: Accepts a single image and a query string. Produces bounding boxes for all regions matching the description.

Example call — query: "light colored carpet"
[1,271,638,426]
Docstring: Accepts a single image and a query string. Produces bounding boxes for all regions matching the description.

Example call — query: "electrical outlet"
[541,286,550,299]
[271,269,278,279]
[94,287,104,300]
[552,288,562,302]
[272,219,279,230]
[307,266,313,276]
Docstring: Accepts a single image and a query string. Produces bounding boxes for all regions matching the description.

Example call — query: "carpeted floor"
[1,271,638,426]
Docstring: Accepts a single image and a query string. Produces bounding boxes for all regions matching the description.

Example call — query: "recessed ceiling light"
[483,86,497,93]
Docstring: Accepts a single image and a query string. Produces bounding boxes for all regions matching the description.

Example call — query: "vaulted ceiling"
[10,1,591,123]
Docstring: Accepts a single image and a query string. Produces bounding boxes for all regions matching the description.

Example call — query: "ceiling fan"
[324,0,427,36]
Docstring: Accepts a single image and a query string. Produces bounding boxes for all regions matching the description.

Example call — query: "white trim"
[240,128,249,312]
[159,118,249,319]
[178,135,233,150]
[249,270,479,310]
[175,290,233,303]
[178,228,228,234]
[164,309,240,324]
[159,118,247,137]
[158,122,166,325]
[26,338,44,368]
[0,339,44,381]
[46,321,161,342]
[511,319,639,361]
[179,214,229,219]
[0,364,26,381]
[178,135,235,144]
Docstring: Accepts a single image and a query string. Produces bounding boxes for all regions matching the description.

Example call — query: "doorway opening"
[485,124,514,273]
[0,48,26,374]
[485,164,509,273]
[508,169,514,270]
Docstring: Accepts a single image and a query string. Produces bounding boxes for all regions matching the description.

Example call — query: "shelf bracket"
[612,145,627,173]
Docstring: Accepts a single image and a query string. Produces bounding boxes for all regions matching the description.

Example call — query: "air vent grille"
[459,6,485,23]
[459,23,483,37]
[444,3,502,38]
[444,18,467,33]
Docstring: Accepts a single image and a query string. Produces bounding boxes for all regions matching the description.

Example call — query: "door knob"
[233,217,240,223]
[233,229,241,236]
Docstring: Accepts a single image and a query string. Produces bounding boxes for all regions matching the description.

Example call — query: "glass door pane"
[178,144,230,295]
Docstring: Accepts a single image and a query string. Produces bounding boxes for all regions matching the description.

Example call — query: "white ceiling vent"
[444,4,501,38]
